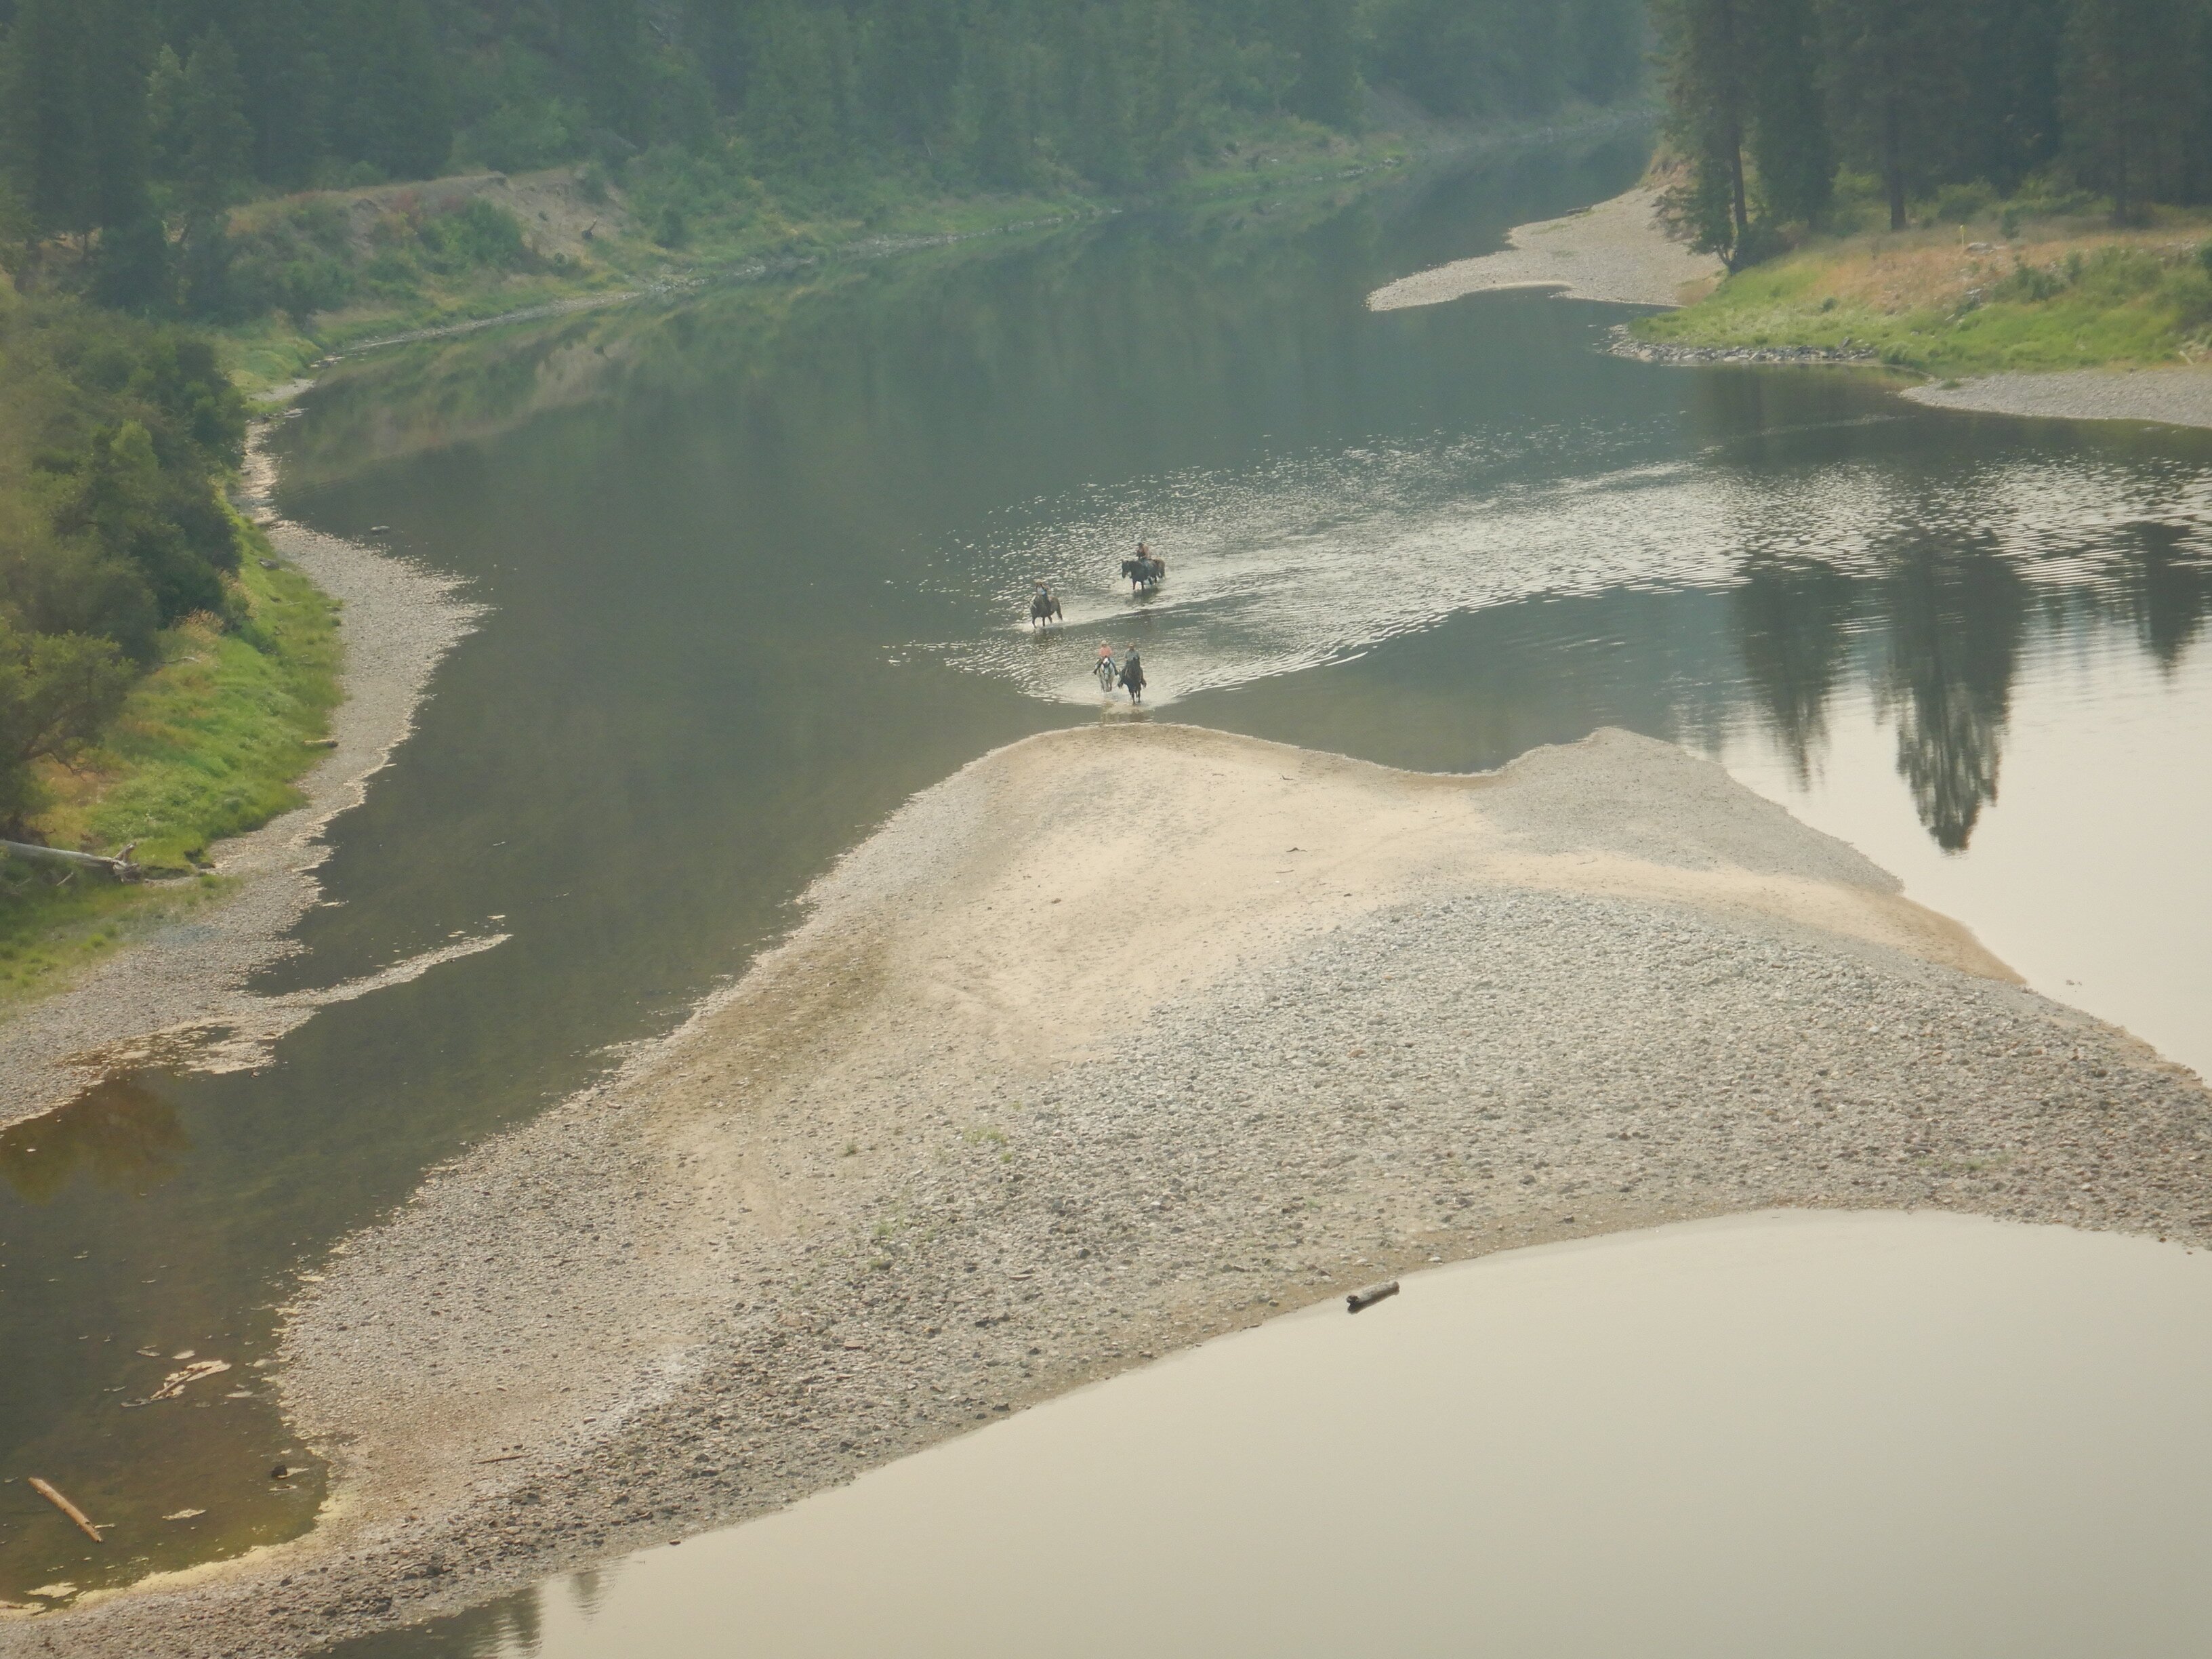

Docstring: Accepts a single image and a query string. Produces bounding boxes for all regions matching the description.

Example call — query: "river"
[3,127,2209,1621]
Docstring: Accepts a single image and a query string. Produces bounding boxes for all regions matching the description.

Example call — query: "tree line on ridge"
[0,0,1645,314]
[1656,0,2212,267]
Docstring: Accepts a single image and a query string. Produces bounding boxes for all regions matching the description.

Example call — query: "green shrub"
[1994,262,2067,302]
[1933,180,1994,224]
[413,199,533,274]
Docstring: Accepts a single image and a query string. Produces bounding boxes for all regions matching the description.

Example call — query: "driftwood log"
[28,1478,103,1542]
[0,839,140,882]
[1346,1281,1400,1313]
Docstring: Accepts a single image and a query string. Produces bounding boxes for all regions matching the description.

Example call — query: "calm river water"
[3,127,2209,1620]
[331,1212,2212,1659]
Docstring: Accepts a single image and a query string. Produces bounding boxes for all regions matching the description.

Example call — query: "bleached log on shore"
[1,838,138,880]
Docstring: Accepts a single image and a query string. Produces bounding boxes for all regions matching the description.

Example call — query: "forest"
[0,0,1644,315]
[1655,0,2212,266]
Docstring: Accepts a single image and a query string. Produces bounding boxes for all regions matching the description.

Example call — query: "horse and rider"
[1121,539,1166,593]
[1030,582,1063,630]
[1095,642,1145,703]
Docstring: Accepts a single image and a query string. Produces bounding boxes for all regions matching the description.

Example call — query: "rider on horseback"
[1118,643,1146,703]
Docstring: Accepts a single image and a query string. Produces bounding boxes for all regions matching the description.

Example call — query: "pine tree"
[234,0,333,189]
[1820,0,1964,231]
[867,0,965,155]
[1654,0,1755,264]
[966,24,1040,189]
[331,0,452,181]
[178,26,254,215]
[562,0,651,142]
[1288,0,1359,127]
[2061,0,2200,219]
[1747,0,1831,226]
[0,0,96,239]
[744,5,854,180]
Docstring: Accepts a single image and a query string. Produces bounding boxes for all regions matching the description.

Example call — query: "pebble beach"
[27,724,2209,1659]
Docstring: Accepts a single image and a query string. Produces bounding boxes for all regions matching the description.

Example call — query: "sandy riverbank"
[1902,365,2212,430]
[0,423,484,1131]
[25,723,2209,1659]
[1368,185,1721,311]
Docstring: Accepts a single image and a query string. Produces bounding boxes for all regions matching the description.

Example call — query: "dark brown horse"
[1120,556,1165,593]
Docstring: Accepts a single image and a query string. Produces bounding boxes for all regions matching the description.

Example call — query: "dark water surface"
[4,127,2210,1610]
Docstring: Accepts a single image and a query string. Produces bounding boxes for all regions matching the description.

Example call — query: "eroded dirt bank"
[20,725,2209,1658]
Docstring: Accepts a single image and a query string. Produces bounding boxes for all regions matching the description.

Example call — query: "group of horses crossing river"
[1027,540,1164,703]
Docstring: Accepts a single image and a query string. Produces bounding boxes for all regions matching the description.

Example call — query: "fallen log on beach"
[1,838,140,881]
[1347,1282,1400,1313]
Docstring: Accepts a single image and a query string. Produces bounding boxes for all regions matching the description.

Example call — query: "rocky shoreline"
[22,724,2209,1659]
[0,420,483,1130]
[1602,323,1883,368]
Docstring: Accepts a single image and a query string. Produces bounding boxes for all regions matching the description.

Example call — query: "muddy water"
[328,1212,2212,1659]
[4,119,2211,1607]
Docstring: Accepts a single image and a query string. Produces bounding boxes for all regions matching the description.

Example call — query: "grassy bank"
[0,525,340,1008]
[1633,207,2212,376]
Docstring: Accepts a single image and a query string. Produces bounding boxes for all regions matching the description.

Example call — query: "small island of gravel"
[28,724,2211,1659]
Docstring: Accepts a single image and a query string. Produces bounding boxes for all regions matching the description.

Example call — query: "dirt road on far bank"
[27,725,2209,1658]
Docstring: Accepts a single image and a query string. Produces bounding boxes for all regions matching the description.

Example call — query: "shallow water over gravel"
[3,120,2210,1612]
[329,1211,2212,1659]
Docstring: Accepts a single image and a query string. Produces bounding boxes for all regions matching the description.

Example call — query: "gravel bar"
[1367,186,1721,312]
[20,725,2208,1659]
[1903,365,2212,430]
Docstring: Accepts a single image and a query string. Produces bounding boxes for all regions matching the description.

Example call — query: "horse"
[1118,649,1147,703]
[1120,555,1165,594]
[1029,588,1063,630]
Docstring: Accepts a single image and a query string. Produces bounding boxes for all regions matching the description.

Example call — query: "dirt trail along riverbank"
[26,723,2211,1659]
[0,426,485,1130]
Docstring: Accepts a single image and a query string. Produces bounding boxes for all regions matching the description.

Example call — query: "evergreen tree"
[1747,0,1830,226]
[743,4,854,180]
[233,0,331,188]
[562,0,650,142]
[1654,0,1755,264]
[867,0,964,154]
[2060,0,2200,219]
[1067,5,1139,188]
[148,43,188,178]
[1288,0,1359,127]
[330,0,451,180]
[966,26,1041,189]
[1953,0,2064,191]
[177,26,253,214]
[0,0,97,239]
[1820,0,1963,231]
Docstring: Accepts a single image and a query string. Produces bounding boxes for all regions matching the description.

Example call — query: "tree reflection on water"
[1731,553,1858,790]
[1729,499,2211,855]
[1877,531,2026,854]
